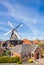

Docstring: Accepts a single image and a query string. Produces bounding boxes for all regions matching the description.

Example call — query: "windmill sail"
[8,21,14,28]
[4,30,12,36]
[4,21,23,40]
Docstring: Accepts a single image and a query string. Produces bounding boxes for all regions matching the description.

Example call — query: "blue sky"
[0,0,44,40]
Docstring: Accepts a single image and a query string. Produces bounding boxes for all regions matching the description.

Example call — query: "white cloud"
[0,20,10,32]
[0,20,8,26]
[0,26,9,31]
[0,0,41,38]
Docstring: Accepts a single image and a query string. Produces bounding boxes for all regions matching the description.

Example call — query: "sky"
[0,0,44,40]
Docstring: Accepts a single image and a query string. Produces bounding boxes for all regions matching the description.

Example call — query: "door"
[36,52,39,59]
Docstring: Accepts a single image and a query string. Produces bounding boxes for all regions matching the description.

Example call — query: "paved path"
[0,63,44,65]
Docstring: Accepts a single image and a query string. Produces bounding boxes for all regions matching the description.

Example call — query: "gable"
[11,44,39,54]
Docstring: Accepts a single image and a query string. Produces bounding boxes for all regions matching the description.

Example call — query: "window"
[31,53,34,58]
[22,54,24,59]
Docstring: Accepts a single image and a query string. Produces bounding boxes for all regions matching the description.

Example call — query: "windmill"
[4,21,23,40]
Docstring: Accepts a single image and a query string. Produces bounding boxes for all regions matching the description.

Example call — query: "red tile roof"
[23,39,32,44]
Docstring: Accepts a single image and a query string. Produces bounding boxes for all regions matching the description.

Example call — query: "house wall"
[34,48,42,60]
[12,52,31,61]
[11,45,42,61]
[12,49,42,61]
[12,52,22,61]
[13,52,20,57]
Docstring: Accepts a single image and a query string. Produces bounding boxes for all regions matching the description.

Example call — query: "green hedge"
[0,56,20,63]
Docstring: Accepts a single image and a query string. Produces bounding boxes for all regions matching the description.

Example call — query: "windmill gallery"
[0,21,42,61]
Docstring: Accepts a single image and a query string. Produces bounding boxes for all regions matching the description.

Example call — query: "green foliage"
[38,43,42,46]
[13,56,20,63]
[41,50,44,53]
[42,55,44,58]
[0,56,20,63]
[28,59,33,63]
[0,50,11,56]
[17,61,22,64]
[5,50,11,56]
[38,43,44,49]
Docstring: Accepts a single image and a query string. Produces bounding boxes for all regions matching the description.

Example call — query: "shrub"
[42,55,44,58]
[28,59,33,63]
[5,51,11,56]
[41,50,44,53]
[12,56,20,63]
[0,50,11,56]
[17,61,22,64]
[0,56,20,63]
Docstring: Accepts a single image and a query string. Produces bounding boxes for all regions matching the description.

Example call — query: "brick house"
[11,44,42,61]
[33,39,40,44]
